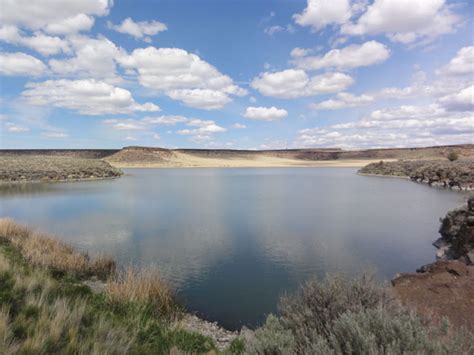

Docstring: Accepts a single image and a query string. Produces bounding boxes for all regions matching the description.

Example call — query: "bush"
[447,151,459,161]
[246,274,473,354]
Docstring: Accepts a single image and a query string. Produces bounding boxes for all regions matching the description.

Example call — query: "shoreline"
[108,158,387,169]
[0,175,121,185]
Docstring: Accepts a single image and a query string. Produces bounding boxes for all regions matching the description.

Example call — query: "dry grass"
[0,218,174,315]
[0,253,133,354]
[0,219,217,353]
[0,218,115,279]
[106,266,174,315]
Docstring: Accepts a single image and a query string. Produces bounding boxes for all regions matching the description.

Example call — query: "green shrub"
[447,151,459,161]
[246,274,473,354]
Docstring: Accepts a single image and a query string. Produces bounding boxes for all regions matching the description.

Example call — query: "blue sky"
[0,0,473,149]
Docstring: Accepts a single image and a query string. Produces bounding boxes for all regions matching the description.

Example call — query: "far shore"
[107,158,391,169]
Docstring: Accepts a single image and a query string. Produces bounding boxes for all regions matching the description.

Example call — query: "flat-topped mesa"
[359,159,474,190]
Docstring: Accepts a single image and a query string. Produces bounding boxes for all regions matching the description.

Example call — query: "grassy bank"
[0,156,123,183]
[0,219,226,354]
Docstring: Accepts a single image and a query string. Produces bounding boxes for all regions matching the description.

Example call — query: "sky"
[0,0,473,150]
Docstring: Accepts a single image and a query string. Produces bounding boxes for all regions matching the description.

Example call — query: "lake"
[0,168,467,329]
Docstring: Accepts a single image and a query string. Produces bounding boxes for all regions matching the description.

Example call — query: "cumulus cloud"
[341,0,460,44]
[292,41,390,70]
[49,35,125,82]
[290,47,312,58]
[233,123,247,129]
[310,92,374,110]
[264,25,285,36]
[0,26,70,56]
[118,47,246,109]
[251,69,353,99]
[296,103,473,148]
[108,18,167,41]
[0,52,47,76]
[177,119,226,141]
[438,85,474,112]
[439,46,474,76]
[243,106,288,121]
[22,79,160,115]
[41,131,68,138]
[103,115,205,133]
[0,0,111,34]
[166,89,231,110]
[293,0,352,31]
[5,122,30,132]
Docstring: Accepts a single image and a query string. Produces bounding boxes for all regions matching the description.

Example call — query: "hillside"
[103,144,474,168]
[1,144,473,169]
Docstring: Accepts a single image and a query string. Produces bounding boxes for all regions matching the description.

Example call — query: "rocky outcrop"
[392,196,474,331]
[435,196,474,261]
[359,160,474,190]
[392,260,474,331]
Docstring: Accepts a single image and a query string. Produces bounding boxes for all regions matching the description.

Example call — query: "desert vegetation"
[0,155,122,183]
[244,275,473,354]
[359,159,474,190]
[0,218,220,353]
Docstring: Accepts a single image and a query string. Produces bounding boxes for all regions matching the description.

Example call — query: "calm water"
[0,168,467,329]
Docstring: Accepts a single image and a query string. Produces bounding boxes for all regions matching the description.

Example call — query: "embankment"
[0,155,123,183]
[0,218,238,353]
[359,159,474,190]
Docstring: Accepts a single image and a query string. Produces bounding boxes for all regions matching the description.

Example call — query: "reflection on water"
[0,168,467,329]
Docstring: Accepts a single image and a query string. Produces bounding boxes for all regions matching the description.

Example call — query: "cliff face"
[359,160,474,190]
[392,197,474,331]
[437,197,474,261]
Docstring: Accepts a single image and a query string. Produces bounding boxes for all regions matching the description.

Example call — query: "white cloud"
[293,0,352,31]
[440,46,474,76]
[0,0,111,34]
[103,115,198,132]
[108,18,167,41]
[166,89,231,110]
[292,41,390,70]
[251,69,353,99]
[142,115,188,125]
[233,123,247,129]
[0,26,70,56]
[243,106,288,121]
[22,79,160,115]
[290,47,312,58]
[177,119,226,140]
[296,103,473,148]
[5,123,30,132]
[0,52,47,76]
[41,131,68,138]
[49,35,125,82]
[341,0,460,44]
[438,85,474,112]
[264,25,284,36]
[119,47,246,109]
[310,92,374,110]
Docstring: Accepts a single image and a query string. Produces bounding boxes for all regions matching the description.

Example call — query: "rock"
[393,260,474,331]
[176,314,238,351]
[467,252,474,265]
